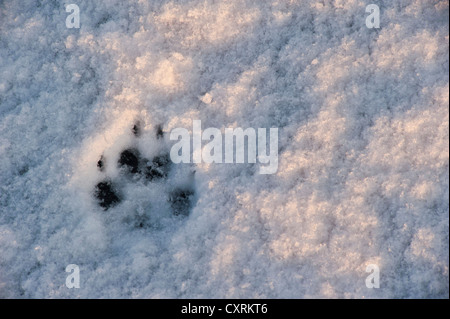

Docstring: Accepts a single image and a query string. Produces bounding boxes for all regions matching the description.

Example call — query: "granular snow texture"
[0,0,448,298]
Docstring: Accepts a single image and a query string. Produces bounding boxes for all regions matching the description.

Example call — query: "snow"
[0,0,448,298]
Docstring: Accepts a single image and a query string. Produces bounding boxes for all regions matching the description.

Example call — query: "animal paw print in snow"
[93,122,195,219]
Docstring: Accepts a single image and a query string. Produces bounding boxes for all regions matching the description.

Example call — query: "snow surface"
[0,0,448,298]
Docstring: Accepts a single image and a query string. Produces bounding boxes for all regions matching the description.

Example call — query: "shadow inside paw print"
[93,122,195,223]
[118,148,140,174]
[169,188,195,216]
[94,180,120,209]
[145,153,170,181]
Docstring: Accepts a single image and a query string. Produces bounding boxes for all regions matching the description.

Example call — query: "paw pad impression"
[93,122,196,224]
